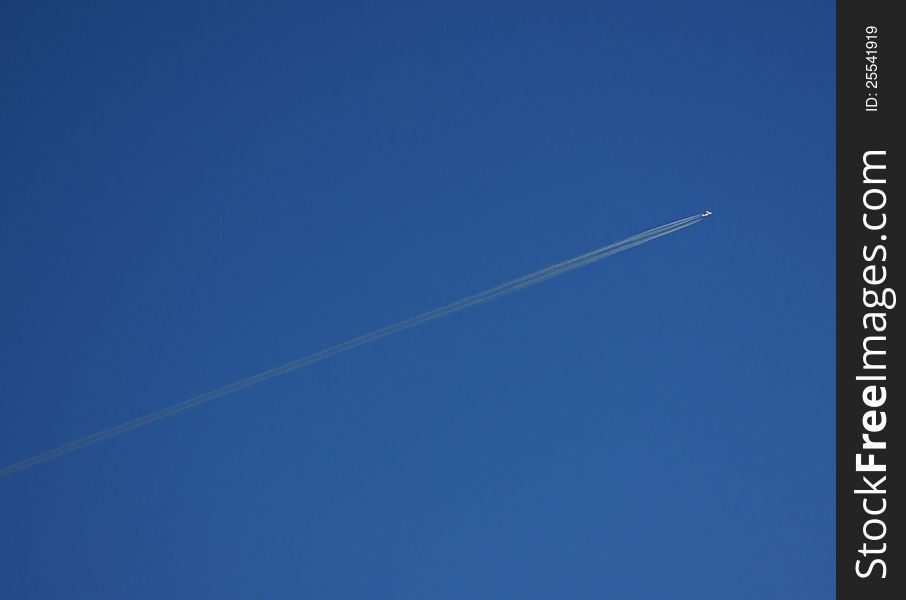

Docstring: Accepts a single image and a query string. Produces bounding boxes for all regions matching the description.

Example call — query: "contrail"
[0,212,709,479]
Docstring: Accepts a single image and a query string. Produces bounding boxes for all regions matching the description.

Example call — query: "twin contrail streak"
[0,213,709,479]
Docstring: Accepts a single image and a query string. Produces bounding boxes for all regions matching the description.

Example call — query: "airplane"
[702,210,713,217]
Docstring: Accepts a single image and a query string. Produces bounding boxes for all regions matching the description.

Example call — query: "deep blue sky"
[1,1,833,598]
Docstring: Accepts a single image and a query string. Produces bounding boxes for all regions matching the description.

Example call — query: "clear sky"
[1,1,834,598]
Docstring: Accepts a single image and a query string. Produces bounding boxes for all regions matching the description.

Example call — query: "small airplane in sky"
[702,210,713,217]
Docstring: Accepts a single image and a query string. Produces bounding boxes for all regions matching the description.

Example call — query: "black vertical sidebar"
[837,0,901,597]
